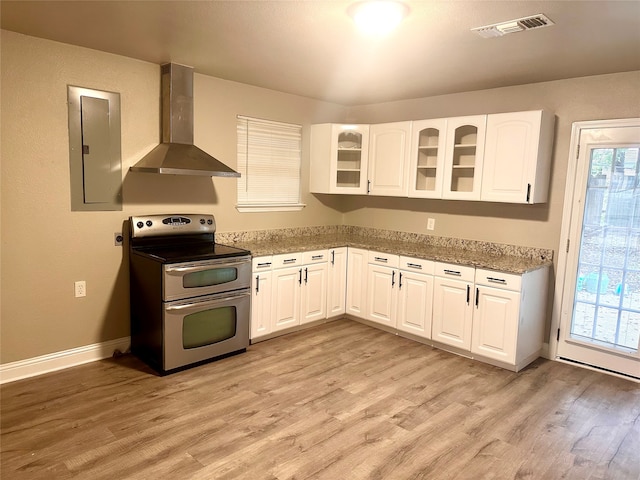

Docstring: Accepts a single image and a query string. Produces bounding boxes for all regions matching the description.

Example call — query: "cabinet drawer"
[399,256,434,274]
[272,253,302,269]
[368,251,399,267]
[434,262,475,282]
[252,256,273,271]
[475,268,521,291]
[303,249,329,264]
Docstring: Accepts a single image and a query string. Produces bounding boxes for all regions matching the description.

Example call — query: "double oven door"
[161,255,251,371]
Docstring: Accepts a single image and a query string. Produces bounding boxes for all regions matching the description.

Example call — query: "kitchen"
[1,1,639,478]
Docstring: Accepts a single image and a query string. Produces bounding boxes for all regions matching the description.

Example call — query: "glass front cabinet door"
[310,123,370,195]
[408,118,447,198]
[442,115,487,200]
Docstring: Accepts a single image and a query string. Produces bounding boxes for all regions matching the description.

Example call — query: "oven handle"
[165,259,250,274]
[165,291,250,312]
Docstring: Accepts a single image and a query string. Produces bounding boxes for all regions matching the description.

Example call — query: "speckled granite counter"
[217,226,553,275]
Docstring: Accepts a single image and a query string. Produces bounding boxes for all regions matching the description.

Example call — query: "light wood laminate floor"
[2,319,639,480]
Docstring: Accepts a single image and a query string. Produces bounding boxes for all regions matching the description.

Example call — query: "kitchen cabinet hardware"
[406,263,422,269]
[444,269,461,276]
[331,250,335,265]
[304,267,308,284]
[475,287,479,307]
[375,257,388,263]
[487,277,507,284]
[467,285,471,304]
[256,275,260,293]
[298,269,303,284]
[392,270,396,287]
[311,255,324,260]
[284,258,297,264]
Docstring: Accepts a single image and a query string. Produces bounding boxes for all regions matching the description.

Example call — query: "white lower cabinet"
[366,251,400,328]
[432,262,475,350]
[271,263,302,332]
[396,256,434,339]
[251,256,273,340]
[471,267,548,370]
[252,250,328,339]
[346,247,368,318]
[300,251,329,325]
[327,247,347,318]
[253,246,548,372]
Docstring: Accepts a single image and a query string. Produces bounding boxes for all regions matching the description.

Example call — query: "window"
[236,116,304,212]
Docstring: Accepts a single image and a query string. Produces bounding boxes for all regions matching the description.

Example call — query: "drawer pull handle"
[374,257,388,263]
[283,258,297,264]
[257,262,271,268]
[487,277,507,284]
[406,263,422,269]
[444,269,461,276]
[312,255,324,260]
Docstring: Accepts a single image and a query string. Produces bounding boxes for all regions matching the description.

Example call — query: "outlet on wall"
[74,280,86,298]
[427,218,435,231]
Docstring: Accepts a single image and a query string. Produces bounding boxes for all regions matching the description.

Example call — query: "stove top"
[129,214,250,263]
[133,242,250,263]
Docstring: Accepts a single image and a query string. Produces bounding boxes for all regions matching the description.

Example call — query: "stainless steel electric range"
[129,214,251,374]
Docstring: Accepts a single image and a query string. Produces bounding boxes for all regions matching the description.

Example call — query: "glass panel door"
[572,147,640,351]
[557,120,640,380]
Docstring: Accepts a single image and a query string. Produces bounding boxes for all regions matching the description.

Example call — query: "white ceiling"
[2,1,639,106]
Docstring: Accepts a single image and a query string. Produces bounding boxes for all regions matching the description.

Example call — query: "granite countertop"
[229,233,552,275]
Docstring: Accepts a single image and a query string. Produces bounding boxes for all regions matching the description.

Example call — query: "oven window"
[182,306,237,349]
[183,268,238,288]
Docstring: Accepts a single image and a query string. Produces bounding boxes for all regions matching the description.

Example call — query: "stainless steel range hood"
[130,63,240,177]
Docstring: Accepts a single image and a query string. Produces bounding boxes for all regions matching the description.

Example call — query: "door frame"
[550,118,640,380]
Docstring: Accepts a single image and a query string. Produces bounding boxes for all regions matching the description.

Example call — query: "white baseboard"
[0,337,131,384]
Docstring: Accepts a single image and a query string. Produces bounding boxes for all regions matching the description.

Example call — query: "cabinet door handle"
[331,250,335,265]
[526,183,532,203]
[367,179,371,194]
[298,269,302,284]
[392,270,396,287]
[487,277,507,285]
[304,267,308,284]
[256,275,260,293]
[398,272,403,289]
[466,285,470,304]
[444,269,461,276]
[475,288,479,307]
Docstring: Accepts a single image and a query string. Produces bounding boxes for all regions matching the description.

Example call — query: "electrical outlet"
[114,232,123,246]
[427,218,435,231]
[74,281,86,298]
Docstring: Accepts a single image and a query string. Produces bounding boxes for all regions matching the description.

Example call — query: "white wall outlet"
[427,218,435,231]
[74,280,86,298]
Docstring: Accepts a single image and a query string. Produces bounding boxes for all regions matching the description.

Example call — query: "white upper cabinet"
[368,121,412,196]
[481,110,555,204]
[408,118,447,198]
[442,115,487,200]
[310,124,369,195]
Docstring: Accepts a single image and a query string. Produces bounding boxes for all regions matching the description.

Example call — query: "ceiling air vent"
[472,14,554,38]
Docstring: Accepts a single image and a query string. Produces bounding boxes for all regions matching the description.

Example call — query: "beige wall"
[2,29,639,365]
[0,31,345,363]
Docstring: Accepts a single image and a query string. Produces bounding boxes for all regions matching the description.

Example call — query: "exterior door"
[556,119,640,380]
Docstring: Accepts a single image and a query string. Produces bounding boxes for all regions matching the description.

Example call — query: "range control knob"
[146,220,153,227]
[136,221,144,229]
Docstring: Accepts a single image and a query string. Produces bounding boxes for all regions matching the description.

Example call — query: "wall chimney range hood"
[130,63,240,177]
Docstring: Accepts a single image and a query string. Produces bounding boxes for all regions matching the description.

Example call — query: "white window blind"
[237,116,304,212]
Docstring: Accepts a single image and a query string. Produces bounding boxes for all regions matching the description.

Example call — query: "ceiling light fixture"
[349,1,409,36]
